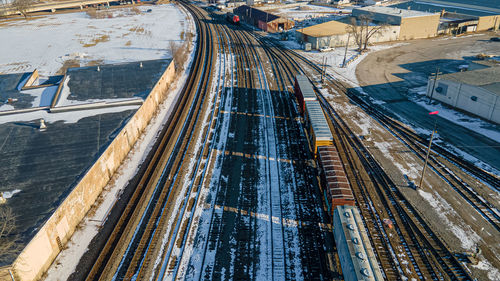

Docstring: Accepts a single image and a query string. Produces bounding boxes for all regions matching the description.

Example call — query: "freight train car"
[294,75,316,115]
[304,100,333,156]
[333,205,384,281]
[317,145,355,215]
[226,12,240,25]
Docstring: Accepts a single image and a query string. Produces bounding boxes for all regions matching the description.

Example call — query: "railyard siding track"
[252,36,475,280]
[163,11,335,280]
[81,3,216,280]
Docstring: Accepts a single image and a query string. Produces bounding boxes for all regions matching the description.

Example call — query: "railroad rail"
[249,33,476,280]
[80,2,218,280]
[163,8,334,280]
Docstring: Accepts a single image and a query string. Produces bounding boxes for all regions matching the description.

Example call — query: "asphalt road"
[356,33,500,171]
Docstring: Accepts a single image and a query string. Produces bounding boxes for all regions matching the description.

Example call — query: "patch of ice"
[0,103,15,112]
[2,189,21,199]
[21,86,58,107]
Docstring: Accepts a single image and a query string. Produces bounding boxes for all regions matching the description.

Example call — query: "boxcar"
[317,145,355,215]
[294,75,316,115]
[333,205,385,281]
[304,100,333,156]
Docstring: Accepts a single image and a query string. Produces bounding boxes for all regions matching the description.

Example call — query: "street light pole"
[418,118,437,188]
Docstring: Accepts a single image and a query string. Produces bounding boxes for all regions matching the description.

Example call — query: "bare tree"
[12,0,34,19]
[0,206,20,264]
[346,15,387,52]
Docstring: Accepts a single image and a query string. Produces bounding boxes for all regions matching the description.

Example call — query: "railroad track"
[248,34,476,280]
[162,10,335,280]
[81,3,218,280]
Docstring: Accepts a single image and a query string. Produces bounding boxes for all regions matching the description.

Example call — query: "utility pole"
[428,66,442,104]
[418,117,437,188]
[320,57,327,83]
[342,33,351,68]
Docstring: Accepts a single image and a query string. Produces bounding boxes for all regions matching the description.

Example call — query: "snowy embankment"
[0,4,186,76]
[43,4,196,280]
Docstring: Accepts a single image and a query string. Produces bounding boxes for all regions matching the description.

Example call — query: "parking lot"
[356,32,500,171]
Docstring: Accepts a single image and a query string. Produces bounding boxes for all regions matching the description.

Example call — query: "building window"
[435,83,448,96]
[471,96,478,101]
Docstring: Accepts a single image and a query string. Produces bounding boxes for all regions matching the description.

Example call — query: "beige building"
[352,6,441,40]
[295,19,400,49]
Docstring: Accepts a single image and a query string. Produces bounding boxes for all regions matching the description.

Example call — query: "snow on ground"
[43,4,194,280]
[0,4,186,76]
[272,4,350,22]
[284,41,500,176]
[417,188,481,251]
[472,259,500,281]
[409,89,500,143]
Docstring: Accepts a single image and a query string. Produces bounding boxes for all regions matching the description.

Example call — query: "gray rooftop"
[353,5,438,19]
[0,59,171,265]
[390,0,500,17]
[305,100,333,141]
[439,65,500,95]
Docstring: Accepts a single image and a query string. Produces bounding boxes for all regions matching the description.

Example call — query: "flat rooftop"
[391,0,500,17]
[353,5,437,18]
[297,20,348,37]
[439,65,500,95]
[0,59,171,265]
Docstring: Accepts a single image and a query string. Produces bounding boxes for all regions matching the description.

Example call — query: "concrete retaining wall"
[5,60,175,281]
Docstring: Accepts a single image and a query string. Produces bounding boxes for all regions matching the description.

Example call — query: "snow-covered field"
[0,4,186,76]
[272,4,351,22]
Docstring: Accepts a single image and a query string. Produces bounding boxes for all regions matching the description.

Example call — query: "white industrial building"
[426,63,500,124]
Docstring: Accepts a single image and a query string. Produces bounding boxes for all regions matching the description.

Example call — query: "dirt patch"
[86,8,113,19]
[81,34,110,48]
[55,59,80,75]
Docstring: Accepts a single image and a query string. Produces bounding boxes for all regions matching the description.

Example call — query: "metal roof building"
[233,5,294,32]
[352,6,440,40]
[426,65,500,124]
[390,0,500,34]
[333,205,384,281]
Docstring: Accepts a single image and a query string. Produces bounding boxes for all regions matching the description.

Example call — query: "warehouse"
[233,5,294,32]
[426,64,500,124]
[333,205,384,281]
[352,6,440,40]
[295,19,400,50]
[391,0,500,33]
